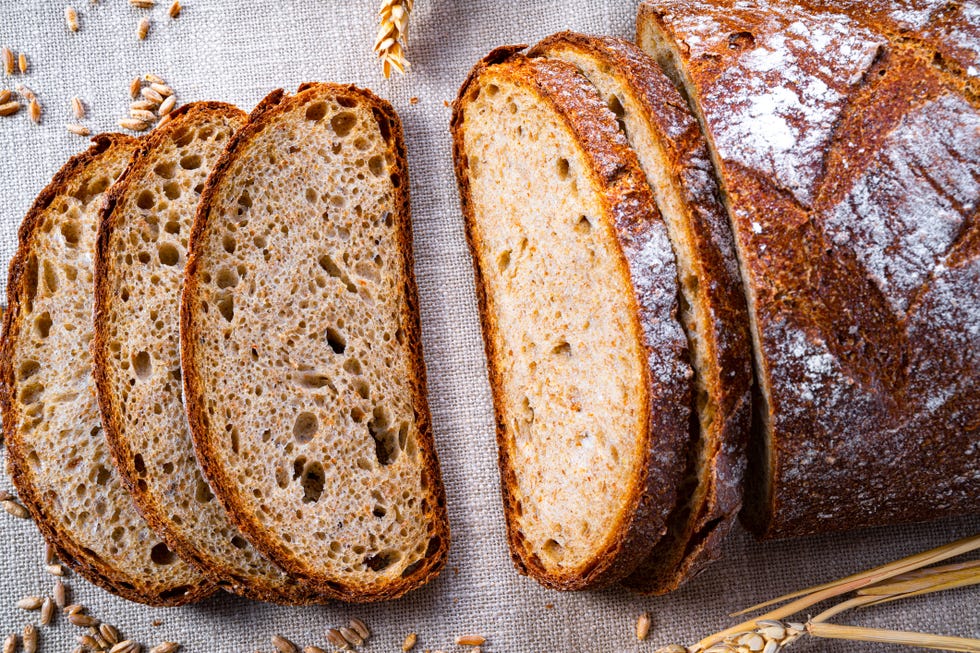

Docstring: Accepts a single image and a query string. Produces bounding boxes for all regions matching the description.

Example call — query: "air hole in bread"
[575,215,592,233]
[154,161,176,179]
[164,220,180,235]
[42,261,59,294]
[132,351,152,379]
[230,535,248,549]
[172,126,193,147]
[293,412,319,444]
[137,190,155,210]
[331,112,357,137]
[163,181,182,200]
[162,461,174,474]
[158,243,179,266]
[195,478,214,503]
[325,327,346,354]
[299,461,325,503]
[368,156,386,177]
[18,360,40,381]
[343,358,362,375]
[390,172,402,188]
[542,538,564,561]
[150,542,177,565]
[299,373,336,392]
[305,102,328,121]
[551,341,571,356]
[373,505,387,518]
[368,406,399,466]
[305,188,318,204]
[198,126,214,141]
[364,549,401,572]
[92,464,111,486]
[727,31,755,50]
[355,380,370,400]
[215,266,239,289]
[34,312,52,339]
[350,406,365,423]
[221,233,236,254]
[180,154,202,170]
[216,294,234,322]
[497,250,511,271]
[60,220,81,246]
[556,158,571,180]
[138,251,151,265]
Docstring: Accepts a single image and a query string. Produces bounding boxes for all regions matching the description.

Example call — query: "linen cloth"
[0,2,977,651]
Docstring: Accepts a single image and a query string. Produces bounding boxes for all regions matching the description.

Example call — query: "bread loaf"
[93,103,325,604]
[452,48,692,589]
[638,0,980,538]
[529,32,753,593]
[181,83,449,601]
[0,135,215,605]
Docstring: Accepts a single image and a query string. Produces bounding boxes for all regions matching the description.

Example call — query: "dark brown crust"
[92,103,330,605]
[181,83,449,602]
[638,0,980,539]
[528,32,753,594]
[451,49,692,590]
[1,134,217,606]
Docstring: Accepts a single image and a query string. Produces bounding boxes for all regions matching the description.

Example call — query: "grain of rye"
[302,648,326,653]
[636,612,652,641]
[349,619,370,640]
[167,1,180,18]
[3,48,14,76]
[71,96,85,119]
[149,82,172,96]
[15,83,35,101]
[140,86,163,103]
[40,598,54,625]
[0,90,9,104]
[148,643,179,653]
[53,580,67,608]
[455,636,485,647]
[45,564,64,576]
[143,73,165,84]
[137,18,150,40]
[66,123,90,136]
[2,499,29,516]
[22,627,36,653]
[119,117,149,131]
[129,108,156,122]
[325,630,349,650]
[129,77,142,99]
[100,625,120,645]
[68,613,98,628]
[28,99,40,123]
[129,0,155,7]
[17,53,27,74]
[16,597,43,610]
[339,628,363,647]
[3,634,15,653]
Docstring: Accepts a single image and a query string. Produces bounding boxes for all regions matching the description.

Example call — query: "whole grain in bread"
[452,48,692,589]
[181,83,449,601]
[638,0,980,538]
[0,134,216,605]
[529,32,753,594]
[93,102,325,604]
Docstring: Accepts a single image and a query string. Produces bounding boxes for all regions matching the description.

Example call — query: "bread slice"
[528,33,752,594]
[638,0,980,538]
[0,135,216,606]
[92,103,324,604]
[451,48,692,589]
[181,83,449,601]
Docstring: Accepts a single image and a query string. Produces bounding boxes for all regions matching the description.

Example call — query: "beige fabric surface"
[0,1,977,651]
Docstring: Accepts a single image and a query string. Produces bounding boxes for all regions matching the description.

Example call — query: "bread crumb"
[410,97,419,104]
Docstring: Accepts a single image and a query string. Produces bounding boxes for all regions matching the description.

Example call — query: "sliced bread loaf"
[638,0,980,537]
[93,103,323,604]
[181,83,449,601]
[0,135,215,605]
[529,33,752,594]
[451,48,692,589]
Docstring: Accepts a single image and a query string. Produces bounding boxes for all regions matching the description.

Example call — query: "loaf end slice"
[1,134,216,606]
[452,49,692,589]
[529,32,753,593]
[182,83,449,602]
[93,103,326,604]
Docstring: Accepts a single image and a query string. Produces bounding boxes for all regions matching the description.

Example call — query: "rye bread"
[529,32,753,594]
[92,103,325,604]
[181,83,449,601]
[638,0,980,538]
[0,134,215,605]
[451,48,692,589]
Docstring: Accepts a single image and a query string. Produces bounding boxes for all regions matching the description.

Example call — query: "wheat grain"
[22,626,36,653]
[18,53,27,74]
[339,628,363,647]
[271,636,298,653]
[65,6,80,32]
[401,633,417,652]
[374,0,413,78]
[119,118,149,131]
[148,643,179,653]
[3,48,14,76]
[129,0,155,7]
[16,597,43,611]
[325,629,349,650]
[71,96,85,119]
[15,83,35,101]
[40,598,54,625]
[455,636,485,647]
[129,77,142,99]
[129,108,156,122]
[143,73,165,84]
[100,625,120,645]
[137,18,150,40]
[167,1,180,18]
[2,499,29,516]
[46,564,64,576]
[3,634,16,653]
[68,613,98,628]
[141,86,163,103]
[349,619,370,641]
[302,648,325,653]
[28,99,41,123]
[636,613,652,641]
[66,123,90,136]
[158,94,176,115]
[0,90,9,104]
[149,82,172,96]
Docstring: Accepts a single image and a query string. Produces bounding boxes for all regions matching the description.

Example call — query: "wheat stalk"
[654,534,980,653]
[374,0,413,78]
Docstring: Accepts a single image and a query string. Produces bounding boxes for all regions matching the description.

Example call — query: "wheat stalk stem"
[806,622,980,652]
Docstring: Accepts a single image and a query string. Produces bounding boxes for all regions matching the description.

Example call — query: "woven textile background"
[0,2,977,652]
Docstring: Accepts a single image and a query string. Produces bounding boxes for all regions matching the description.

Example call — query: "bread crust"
[92,102,332,605]
[639,0,980,539]
[452,49,692,590]
[529,32,753,594]
[181,83,449,602]
[1,134,216,606]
